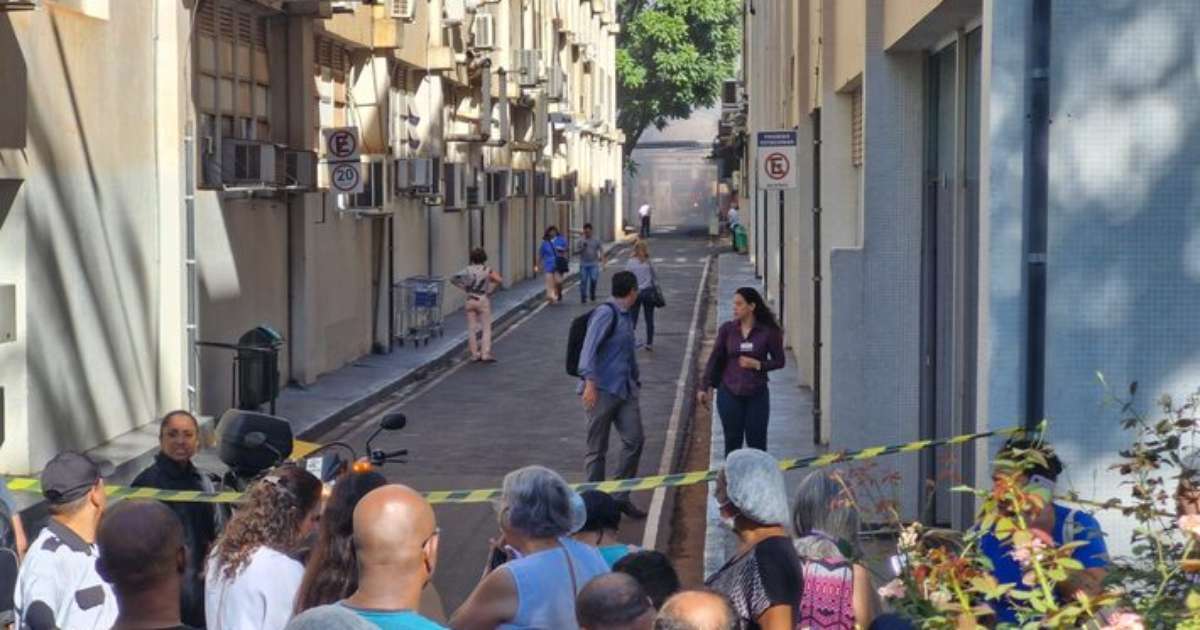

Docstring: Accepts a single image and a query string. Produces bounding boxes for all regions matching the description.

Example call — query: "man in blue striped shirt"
[578,271,646,518]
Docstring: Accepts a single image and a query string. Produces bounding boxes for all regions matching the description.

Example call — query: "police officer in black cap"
[15,451,117,629]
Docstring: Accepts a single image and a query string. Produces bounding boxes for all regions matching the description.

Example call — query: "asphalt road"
[314,230,716,612]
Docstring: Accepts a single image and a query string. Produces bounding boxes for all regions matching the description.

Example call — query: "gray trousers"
[585,391,645,499]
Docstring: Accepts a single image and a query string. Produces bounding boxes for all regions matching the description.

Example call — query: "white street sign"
[323,127,361,162]
[330,161,364,194]
[756,130,797,190]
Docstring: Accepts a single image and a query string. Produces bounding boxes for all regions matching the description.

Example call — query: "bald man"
[95,500,194,630]
[653,590,738,630]
[341,484,445,629]
[577,573,655,630]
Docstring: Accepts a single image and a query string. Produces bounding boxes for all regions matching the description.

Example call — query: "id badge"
[739,341,754,353]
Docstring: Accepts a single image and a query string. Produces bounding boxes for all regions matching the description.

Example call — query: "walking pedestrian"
[539,226,568,304]
[451,248,503,362]
[698,287,785,454]
[205,465,322,630]
[624,240,660,351]
[96,500,196,630]
[637,204,651,238]
[15,451,117,630]
[577,271,647,518]
[574,223,606,303]
[131,410,226,628]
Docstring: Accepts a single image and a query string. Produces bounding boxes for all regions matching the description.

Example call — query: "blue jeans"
[580,263,600,301]
[717,385,770,455]
[631,289,656,346]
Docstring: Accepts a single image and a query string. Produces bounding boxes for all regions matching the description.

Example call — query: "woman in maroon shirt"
[698,287,786,455]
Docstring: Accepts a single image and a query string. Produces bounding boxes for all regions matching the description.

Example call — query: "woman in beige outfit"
[452,248,504,362]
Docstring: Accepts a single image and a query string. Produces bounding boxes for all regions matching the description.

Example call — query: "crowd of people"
[0,233,1134,630]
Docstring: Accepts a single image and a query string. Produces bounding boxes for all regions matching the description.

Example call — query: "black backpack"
[566,303,618,377]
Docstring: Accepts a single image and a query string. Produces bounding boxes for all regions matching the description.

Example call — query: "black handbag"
[648,265,666,308]
[555,256,570,274]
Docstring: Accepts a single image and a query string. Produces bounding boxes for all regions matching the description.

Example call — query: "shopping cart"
[393,276,445,347]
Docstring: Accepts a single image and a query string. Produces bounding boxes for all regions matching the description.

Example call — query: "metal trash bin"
[236,325,283,412]
[393,276,445,347]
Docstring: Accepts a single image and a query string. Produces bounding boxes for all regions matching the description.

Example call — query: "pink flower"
[877,579,905,600]
[1010,536,1047,566]
[1100,611,1145,630]
[1179,514,1200,537]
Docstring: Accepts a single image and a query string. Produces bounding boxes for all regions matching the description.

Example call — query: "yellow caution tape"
[3,427,1024,505]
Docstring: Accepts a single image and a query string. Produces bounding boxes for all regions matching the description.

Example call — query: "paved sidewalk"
[703,253,820,578]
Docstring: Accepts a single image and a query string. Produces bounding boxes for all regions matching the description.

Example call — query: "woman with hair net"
[451,465,608,630]
[705,449,802,630]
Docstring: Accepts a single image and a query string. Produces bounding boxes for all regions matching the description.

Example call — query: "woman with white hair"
[791,470,878,629]
[451,466,609,630]
[705,449,802,630]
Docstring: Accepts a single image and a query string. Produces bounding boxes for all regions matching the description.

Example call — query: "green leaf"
[1188,590,1200,610]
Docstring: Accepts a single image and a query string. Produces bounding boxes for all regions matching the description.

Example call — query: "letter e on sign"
[323,127,361,162]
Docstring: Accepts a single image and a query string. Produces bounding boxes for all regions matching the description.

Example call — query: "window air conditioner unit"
[393,157,442,195]
[443,0,465,25]
[721,79,741,113]
[593,0,605,14]
[443,162,468,210]
[0,0,38,10]
[221,139,277,189]
[471,13,496,50]
[389,0,415,20]
[514,49,541,88]
[340,157,390,213]
[278,149,318,191]
[512,171,529,196]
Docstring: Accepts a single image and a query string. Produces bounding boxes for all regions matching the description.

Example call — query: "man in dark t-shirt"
[97,500,200,630]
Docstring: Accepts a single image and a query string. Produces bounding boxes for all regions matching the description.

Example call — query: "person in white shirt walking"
[452,248,504,362]
[205,465,322,630]
[637,204,651,239]
[15,451,117,630]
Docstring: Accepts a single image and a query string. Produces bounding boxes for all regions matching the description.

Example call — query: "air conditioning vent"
[547,67,566,102]
[221,139,277,189]
[443,0,465,25]
[389,0,414,20]
[443,162,468,210]
[340,157,390,213]
[279,149,318,191]
[721,79,741,112]
[471,13,495,50]
[513,49,541,88]
[0,0,38,10]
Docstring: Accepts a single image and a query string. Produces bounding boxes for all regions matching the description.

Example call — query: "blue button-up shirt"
[577,300,639,400]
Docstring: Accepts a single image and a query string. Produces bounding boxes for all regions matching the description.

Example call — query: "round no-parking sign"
[757,130,798,190]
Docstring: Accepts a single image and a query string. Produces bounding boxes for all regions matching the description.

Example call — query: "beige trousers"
[465,295,493,358]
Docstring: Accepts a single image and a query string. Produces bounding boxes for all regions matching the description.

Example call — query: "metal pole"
[778,190,785,323]
[1022,0,1052,431]
[811,108,822,444]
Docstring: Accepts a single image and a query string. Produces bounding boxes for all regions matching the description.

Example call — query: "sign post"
[756,130,797,191]
[323,127,363,194]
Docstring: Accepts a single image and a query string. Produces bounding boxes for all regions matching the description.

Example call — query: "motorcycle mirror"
[380,412,407,431]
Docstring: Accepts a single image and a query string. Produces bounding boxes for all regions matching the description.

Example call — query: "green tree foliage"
[616,0,742,156]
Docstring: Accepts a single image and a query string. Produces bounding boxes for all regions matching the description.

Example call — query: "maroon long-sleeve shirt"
[702,320,786,396]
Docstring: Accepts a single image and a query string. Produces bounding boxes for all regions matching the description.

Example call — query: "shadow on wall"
[0,18,26,150]
[23,12,157,464]
[990,1,1200,544]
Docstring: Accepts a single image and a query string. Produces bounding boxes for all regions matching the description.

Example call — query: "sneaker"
[644,344,654,352]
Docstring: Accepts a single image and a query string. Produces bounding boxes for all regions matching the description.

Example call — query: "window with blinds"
[195,1,271,144]
[851,87,864,167]
[313,36,351,154]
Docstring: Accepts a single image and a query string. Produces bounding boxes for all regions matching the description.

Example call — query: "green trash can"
[732,224,748,253]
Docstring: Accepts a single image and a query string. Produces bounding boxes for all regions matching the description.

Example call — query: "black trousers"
[717,385,770,455]
[640,215,651,237]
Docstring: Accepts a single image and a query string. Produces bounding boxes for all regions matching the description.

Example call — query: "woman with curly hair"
[205,465,322,630]
[293,470,387,613]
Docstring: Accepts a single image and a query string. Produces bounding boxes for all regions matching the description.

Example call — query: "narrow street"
[315,231,717,611]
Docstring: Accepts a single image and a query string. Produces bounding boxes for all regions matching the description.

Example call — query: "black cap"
[580,490,623,532]
[41,452,107,504]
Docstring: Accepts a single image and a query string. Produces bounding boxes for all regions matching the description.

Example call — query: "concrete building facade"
[0,0,621,474]
[724,0,1200,544]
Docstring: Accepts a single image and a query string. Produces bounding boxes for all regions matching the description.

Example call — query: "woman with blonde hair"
[205,465,322,630]
[624,239,661,350]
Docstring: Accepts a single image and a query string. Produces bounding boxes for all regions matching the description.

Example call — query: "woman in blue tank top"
[451,466,609,630]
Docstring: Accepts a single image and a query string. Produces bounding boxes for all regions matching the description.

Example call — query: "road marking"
[641,254,712,549]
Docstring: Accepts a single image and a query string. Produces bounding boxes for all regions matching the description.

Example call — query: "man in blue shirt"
[579,270,646,519]
[978,438,1108,624]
